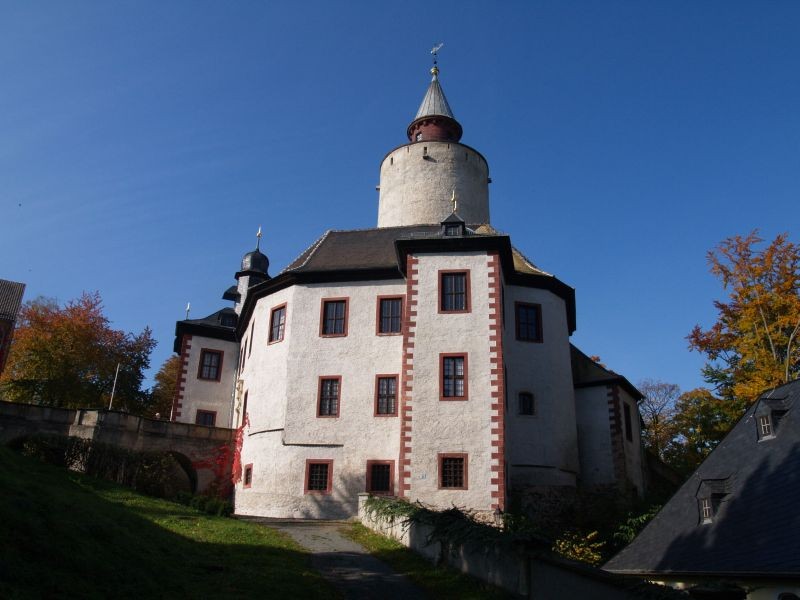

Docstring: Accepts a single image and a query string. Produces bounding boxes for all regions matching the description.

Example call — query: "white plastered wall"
[405,251,495,511]
[235,280,405,518]
[574,385,616,486]
[377,142,490,227]
[178,336,238,428]
[503,285,579,488]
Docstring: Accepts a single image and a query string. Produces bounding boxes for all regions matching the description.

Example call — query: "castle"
[170,61,646,518]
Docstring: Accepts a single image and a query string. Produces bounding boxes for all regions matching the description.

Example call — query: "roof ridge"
[284,230,331,272]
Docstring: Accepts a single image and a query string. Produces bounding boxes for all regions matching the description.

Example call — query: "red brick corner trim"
[398,255,419,498]
[487,252,506,511]
[607,384,627,484]
[171,334,193,421]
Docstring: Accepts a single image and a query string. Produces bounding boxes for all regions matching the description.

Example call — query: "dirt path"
[242,518,427,599]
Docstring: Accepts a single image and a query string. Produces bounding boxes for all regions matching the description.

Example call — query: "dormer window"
[759,414,773,438]
[700,497,713,523]
[445,224,461,236]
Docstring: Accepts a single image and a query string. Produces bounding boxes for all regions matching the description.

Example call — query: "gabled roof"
[0,279,25,322]
[415,73,455,120]
[571,344,643,401]
[605,379,800,579]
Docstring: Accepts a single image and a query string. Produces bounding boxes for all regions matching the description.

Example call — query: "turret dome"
[241,248,269,274]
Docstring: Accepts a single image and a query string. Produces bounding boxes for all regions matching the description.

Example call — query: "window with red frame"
[439,454,467,489]
[515,302,542,342]
[306,461,332,493]
[321,300,347,336]
[195,410,216,427]
[366,462,393,494]
[378,297,402,334]
[440,272,469,312]
[375,376,397,415]
[198,349,222,381]
[318,377,340,417]
[269,305,286,343]
[441,355,466,399]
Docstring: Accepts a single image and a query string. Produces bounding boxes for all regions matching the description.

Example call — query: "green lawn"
[341,523,512,600]
[0,447,336,599]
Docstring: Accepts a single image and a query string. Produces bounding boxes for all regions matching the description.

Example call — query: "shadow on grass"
[0,448,336,599]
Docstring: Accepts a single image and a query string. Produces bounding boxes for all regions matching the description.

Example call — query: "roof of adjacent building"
[571,344,643,401]
[173,308,237,352]
[0,279,25,322]
[282,224,551,277]
[415,70,455,120]
[605,378,800,579]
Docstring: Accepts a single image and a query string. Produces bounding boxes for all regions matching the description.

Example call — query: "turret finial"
[430,42,443,79]
[451,189,457,213]
[256,225,262,250]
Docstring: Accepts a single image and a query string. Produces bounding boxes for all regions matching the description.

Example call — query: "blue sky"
[2,1,799,393]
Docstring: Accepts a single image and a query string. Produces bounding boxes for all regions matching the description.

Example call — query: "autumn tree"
[637,379,679,461]
[0,292,155,413]
[688,231,800,402]
[149,355,180,418]
[662,387,747,475]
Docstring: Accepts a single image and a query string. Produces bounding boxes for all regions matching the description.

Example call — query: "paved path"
[242,518,427,599]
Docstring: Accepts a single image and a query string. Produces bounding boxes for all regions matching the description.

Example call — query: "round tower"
[377,64,490,227]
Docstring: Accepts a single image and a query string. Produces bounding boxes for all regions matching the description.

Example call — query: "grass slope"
[0,448,335,599]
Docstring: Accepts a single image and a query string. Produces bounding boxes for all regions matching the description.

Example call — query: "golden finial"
[451,189,457,213]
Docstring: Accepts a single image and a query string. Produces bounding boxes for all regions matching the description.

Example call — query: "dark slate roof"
[282,225,551,277]
[0,279,25,322]
[571,344,643,401]
[605,378,800,578]
[173,308,237,352]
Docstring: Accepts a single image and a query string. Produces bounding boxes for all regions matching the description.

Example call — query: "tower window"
[375,375,398,416]
[318,376,341,417]
[320,298,348,337]
[415,133,422,141]
[198,349,223,381]
[243,463,253,488]
[515,303,542,342]
[440,354,468,400]
[439,271,470,313]
[377,296,403,334]
[269,304,286,343]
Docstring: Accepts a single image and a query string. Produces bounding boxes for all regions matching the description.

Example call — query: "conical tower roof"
[415,67,455,120]
[406,66,463,143]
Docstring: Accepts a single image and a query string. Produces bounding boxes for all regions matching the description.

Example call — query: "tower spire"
[407,45,463,143]
[256,225,262,250]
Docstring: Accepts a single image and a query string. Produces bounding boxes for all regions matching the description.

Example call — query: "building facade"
[171,64,646,518]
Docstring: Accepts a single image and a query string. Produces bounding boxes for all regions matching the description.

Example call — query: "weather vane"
[431,42,444,63]
[256,225,263,250]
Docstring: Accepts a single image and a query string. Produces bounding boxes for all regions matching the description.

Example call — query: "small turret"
[232,227,270,314]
